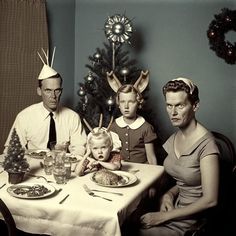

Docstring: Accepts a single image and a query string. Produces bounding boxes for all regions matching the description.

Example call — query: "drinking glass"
[64,156,71,179]
[53,165,66,184]
[43,152,54,175]
[52,150,66,184]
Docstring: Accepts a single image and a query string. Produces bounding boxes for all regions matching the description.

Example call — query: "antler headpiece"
[83,114,121,152]
[106,70,150,93]
[37,47,58,80]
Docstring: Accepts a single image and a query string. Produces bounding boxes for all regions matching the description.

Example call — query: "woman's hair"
[116,84,144,108]
[87,129,113,148]
[162,79,199,105]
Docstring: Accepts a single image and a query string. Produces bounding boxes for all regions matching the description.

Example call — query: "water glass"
[52,150,65,164]
[44,153,54,175]
[64,157,71,179]
[53,165,66,184]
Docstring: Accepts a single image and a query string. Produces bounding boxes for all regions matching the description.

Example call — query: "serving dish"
[91,170,137,187]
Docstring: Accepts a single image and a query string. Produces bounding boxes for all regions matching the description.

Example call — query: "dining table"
[0,153,164,236]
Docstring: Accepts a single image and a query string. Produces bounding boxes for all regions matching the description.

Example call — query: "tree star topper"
[104,14,133,44]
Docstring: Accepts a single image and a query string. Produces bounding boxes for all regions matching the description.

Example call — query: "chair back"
[0,198,17,236]
[208,131,236,235]
[185,131,236,236]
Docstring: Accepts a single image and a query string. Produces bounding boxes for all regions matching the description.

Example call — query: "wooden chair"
[185,131,236,236]
[0,199,51,236]
[0,198,17,236]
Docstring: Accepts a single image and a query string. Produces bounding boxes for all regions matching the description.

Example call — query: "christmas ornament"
[93,52,102,62]
[207,8,236,64]
[104,14,133,44]
[84,72,94,83]
[78,86,86,97]
[106,96,115,111]
[120,67,130,82]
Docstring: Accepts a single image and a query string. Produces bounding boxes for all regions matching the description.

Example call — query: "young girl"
[107,70,158,165]
[75,117,122,176]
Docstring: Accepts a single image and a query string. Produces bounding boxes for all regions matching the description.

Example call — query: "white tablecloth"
[0,155,164,236]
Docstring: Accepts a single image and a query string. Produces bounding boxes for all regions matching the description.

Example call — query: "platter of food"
[7,183,55,199]
[26,149,49,159]
[91,169,137,187]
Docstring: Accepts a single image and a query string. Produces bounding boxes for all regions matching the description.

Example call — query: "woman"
[139,78,220,236]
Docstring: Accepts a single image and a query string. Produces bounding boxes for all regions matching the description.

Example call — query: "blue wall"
[47,0,236,144]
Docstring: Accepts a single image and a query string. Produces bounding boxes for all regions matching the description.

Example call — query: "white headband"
[172,77,196,94]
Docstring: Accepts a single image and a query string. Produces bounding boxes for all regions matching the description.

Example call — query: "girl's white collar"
[115,116,145,129]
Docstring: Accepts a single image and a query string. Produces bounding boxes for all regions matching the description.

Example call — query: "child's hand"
[87,159,99,169]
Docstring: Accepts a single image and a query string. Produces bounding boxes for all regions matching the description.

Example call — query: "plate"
[65,153,79,163]
[7,183,55,199]
[91,170,137,187]
[26,149,49,159]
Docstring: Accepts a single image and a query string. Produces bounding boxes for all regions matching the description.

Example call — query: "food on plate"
[12,184,51,197]
[92,169,126,186]
[29,150,48,159]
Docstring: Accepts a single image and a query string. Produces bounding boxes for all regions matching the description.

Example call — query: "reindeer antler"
[106,116,114,131]
[106,71,122,93]
[133,70,149,93]
[37,47,56,66]
[83,118,94,133]
[98,113,103,129]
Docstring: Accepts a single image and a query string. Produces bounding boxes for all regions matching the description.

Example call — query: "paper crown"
[37,47,58,80]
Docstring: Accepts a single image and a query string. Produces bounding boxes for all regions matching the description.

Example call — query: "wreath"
[207,8,236,64]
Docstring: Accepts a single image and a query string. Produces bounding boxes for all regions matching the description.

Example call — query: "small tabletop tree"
[3,128,29,173]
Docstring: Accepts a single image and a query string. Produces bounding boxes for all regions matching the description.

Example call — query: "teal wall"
[47,0,236,144]
[46,0,75,107]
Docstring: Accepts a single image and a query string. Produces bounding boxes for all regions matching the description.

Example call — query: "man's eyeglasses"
[44,88,62,96]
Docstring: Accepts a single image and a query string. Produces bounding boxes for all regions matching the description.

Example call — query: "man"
[4,48,87,158]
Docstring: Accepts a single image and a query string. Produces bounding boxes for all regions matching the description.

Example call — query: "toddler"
[75,123,122,176]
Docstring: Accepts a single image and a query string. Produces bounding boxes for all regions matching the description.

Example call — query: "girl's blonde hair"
[116,84,144,109]
[87,128,113,148]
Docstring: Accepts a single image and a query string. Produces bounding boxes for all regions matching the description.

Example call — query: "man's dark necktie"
[47,112,56,149]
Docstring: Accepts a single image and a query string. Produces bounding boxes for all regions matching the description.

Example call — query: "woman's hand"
[140,212,168,229]
[160,193,175,212]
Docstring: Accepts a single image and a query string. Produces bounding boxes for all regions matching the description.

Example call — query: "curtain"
[0,0,48,151]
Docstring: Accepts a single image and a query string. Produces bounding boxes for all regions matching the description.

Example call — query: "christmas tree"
[3,128,29,173]
[76,13,157,134]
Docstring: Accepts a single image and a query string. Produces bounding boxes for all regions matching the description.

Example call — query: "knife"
[0,183,6,189]
[59,194,70,204]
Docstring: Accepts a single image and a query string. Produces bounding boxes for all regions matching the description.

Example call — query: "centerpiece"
[2,128,30,184]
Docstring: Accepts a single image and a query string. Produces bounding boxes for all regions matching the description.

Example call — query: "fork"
[89,188,123,196]
[83,184,112,201]
[26,173,55,183]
